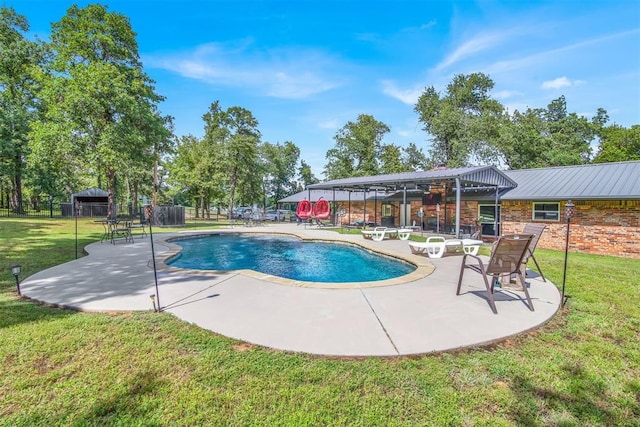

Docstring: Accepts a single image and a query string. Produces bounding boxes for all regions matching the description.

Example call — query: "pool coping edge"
[155,229,435,289]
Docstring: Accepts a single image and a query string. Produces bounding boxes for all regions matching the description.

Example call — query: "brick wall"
[336,198,459,228]
[335,201,384,225]
[337,197,640,258]
[501,200,640,259]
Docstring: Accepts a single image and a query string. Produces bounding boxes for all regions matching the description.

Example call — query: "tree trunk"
[125,177,131,216]
[107,168,117,219]
[11,170,23,214]
[133,181,139,220]
[153,156,159,207]
[228,166,238,218]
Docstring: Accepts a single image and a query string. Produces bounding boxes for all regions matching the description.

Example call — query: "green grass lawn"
[1,218,639,425]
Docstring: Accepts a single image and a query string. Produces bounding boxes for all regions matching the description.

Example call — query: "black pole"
[49,196,53,218]
[333,188,336,226]
[561,216,571,307]
[149,223,160,310]
[75,201,79,259]
[146,205,161,311]
[561,200,575,307]
[14,275,21,296]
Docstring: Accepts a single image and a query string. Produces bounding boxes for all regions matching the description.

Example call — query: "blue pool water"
[168,234,415,283]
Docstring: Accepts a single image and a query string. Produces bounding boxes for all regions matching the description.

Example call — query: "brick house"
[499,162,640,258]
[293,161,640,258]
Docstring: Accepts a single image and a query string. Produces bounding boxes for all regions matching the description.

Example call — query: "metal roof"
[502,161,640,200]
[455,187,512,202]
[307,166,517,191]
[72,187,108,197]
[278,189,387,203]
[289,161,640,204]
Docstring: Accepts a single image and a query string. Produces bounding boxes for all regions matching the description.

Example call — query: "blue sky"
[15,0,640,177]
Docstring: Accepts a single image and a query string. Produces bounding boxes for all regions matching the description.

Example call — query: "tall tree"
[323,114,390,179]
[0,7,44,212]
[495,108,549,169]
[593,124,640,163]
[414,72,503,167]
[168,134,222,217]
[377,143,433,173]
[378,144,406,174]
[542,95,594,165]
[494,97,602,169]
[402,142,431,171]
[30,4,167,217]
[126,114,174,215]
[297,159,318,190]
[262,141,300,205]
[202,101,261,215]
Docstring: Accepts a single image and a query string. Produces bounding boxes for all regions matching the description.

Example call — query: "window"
[382,204,392,217]
[478,205,500,236]
[532,202,560,221]
[422,193,442,205]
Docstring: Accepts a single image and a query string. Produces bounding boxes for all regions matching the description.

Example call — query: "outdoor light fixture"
[565,200,576,220]
[561,200,575,307]
[10,264,21,295]
[150,294,157,312]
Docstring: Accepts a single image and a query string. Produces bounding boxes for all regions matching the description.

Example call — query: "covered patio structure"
[306,166,518,238]
[278,189,386,226]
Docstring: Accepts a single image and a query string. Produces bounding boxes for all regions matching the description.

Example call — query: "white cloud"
[381,80,423,105]
[486,29,640,76]
[435,32,507,71]
[541,77,572,89]
[145,41,343,99]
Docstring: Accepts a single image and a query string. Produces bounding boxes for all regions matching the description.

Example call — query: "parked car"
[229,207,252,219]
[265,210,285,221]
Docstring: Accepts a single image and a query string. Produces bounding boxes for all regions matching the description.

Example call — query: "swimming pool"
[167,234,416,283]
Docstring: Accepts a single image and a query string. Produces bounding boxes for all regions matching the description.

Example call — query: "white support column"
[495,185,500,238]
[455,177,461,238]
[363,189,367,225]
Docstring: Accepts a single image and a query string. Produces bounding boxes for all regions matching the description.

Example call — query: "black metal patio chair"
[456,234,534,314]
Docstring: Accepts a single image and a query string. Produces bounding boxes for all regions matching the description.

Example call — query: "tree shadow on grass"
[15,370,167,426]
[86,370,166,425]
[509,362,638,425]
[0,291,76,329]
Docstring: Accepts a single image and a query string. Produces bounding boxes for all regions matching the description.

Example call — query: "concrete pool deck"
[21,223,561,357]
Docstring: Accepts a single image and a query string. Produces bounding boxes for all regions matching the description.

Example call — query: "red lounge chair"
[312,197,331,220]
[296,199,312,220]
